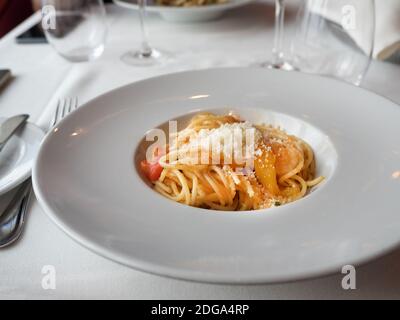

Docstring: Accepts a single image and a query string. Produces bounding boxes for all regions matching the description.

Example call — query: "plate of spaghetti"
[33,68,400,284]
[113,0,254,22]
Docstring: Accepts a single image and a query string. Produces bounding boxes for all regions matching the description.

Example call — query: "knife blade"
[0,115,29,152]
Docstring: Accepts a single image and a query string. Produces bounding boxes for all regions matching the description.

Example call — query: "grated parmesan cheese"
[178,122,262,164]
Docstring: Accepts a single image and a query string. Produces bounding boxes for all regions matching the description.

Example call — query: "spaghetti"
[140,113,324,211]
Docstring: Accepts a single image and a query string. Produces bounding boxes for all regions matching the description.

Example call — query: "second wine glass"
[290,0,375,85]
[122,0,168,66]
[262,0,294,70]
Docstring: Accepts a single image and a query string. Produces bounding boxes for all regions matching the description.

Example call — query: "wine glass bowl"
[290,0,375,85]
[41,0,108,63]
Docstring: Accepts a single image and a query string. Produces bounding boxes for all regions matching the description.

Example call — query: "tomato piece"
[140,160,163,181]
[148,162,163,181]
[140,160,150,177]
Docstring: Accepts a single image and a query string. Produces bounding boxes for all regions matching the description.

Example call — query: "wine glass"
[41,0,107,62]
[290,0,375,85]
[121,0,168,66]
[262,0,295,70]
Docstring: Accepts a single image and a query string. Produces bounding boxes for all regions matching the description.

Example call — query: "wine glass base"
[260,61,297,71]
[121,49,172,67]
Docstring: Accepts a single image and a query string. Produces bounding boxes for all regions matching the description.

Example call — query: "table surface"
[1,2,400,300]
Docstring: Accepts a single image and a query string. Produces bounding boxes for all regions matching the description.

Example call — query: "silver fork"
[0,98,79,248]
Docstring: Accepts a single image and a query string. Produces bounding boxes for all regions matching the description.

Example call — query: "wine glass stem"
[272,0,285,66]
[138,0,152,56]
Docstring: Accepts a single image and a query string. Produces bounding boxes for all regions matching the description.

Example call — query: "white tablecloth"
[1,2,400,300]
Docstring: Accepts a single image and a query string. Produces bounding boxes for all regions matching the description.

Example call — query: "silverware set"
[0,97,78,248]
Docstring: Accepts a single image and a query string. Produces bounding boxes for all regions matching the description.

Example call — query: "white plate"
[0,119,44,195]
[114,0,254,23]
[33,68,400,284]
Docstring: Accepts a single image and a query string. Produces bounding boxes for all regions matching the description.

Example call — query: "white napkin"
[310,0,400,62]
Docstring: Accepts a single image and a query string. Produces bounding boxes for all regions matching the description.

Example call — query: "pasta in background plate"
[155,0,227,7]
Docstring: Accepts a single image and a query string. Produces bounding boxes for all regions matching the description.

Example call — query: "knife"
[0,115,29,152]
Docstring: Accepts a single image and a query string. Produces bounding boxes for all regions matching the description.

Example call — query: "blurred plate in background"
[114,0,254,23]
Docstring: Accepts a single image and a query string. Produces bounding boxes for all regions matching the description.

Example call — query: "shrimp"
[269,142,302,176]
